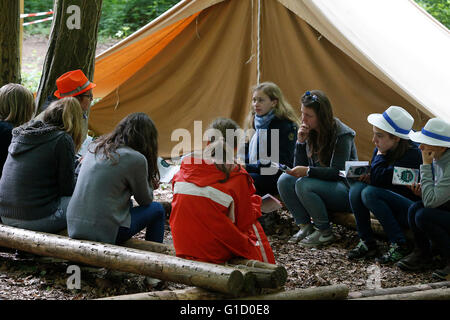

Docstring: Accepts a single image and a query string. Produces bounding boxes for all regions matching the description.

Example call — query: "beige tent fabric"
[89,0,445,159]
[90,0,257,158]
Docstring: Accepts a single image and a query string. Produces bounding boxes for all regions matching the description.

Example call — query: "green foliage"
[414,0,450,29]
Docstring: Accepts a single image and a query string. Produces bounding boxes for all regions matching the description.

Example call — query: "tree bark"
[97,287,230,300]
[355,288,450,300]
[0,224,245,296]
[0,0,21,86]
[348,281,450,299]
[238,284,349,300]
[35,0,102,113]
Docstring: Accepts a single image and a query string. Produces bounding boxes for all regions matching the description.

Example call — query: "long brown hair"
[0,83,35,127]
[93,112,160,189]
[203,137,240,183]
[42,97,84,152]
[384,135,412,165]
[301,90,337,166]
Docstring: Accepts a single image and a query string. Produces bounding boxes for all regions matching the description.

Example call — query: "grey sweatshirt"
[294,118,358,181]
[67,146,153,244]
[420,148,450,210]
[0,120,75,220]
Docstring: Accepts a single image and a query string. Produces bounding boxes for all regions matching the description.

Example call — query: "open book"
[261,194,282,213]
[392,166,419,186]
[157,157,180,183]
[339,161,370,178]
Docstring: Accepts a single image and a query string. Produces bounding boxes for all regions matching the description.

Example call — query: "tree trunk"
[355,288,450,300]
[0,224,245,296]
[35,0,102,113]
[0,0,21,86]
[348,281,450,299]
[238,284,349,300]
[97,287,230,300]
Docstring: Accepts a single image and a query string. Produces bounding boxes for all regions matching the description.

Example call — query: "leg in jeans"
[349,181,377,244]
[116,201,165,245]
[415,206,450,261]
[361,186,412,244]
[277,173,311,225]
[250,172,281,196]
[296,177,351,230]
[408,201,432,255]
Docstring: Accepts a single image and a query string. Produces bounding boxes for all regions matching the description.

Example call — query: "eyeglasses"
[79,93,93,101]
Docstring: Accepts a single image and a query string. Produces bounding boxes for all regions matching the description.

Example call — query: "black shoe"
[376,242,411,264]
[432,263,450,281]
[347,240,378,260]
[397,249,433,271]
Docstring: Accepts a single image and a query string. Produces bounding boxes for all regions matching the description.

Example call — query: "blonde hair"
[0,83,35,127]
[246,82,300,130]
[42,97,84,152]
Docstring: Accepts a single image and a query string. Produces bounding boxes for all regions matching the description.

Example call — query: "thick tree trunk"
[35,0,102,113]
[0,224,245,295]
[348,281,450,299]
[238,284,349,300]
[0,0,21,86]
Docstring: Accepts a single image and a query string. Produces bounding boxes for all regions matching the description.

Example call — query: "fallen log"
[97,287,230,300]
[355,287,450,300]
[348,281,450,299]
[0,224,245,296]
[329,212,413,241]
[122,238,288,289]
[237,284,349,300]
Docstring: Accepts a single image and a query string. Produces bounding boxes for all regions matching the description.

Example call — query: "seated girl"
[245,82,299,196]
[397,118,449,280]
[347,106,422,263]
[170,118,275,264]
[277,90,358,248]
[67,113,165,245]
[0,83,36,178]
[0,97,83,233]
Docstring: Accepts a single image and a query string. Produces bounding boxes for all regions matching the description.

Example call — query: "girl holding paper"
[397,118,450,280]
[347,106,422,263]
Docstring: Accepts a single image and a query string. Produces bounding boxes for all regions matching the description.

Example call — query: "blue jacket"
[370,141,422,201]
[245,116,298,173]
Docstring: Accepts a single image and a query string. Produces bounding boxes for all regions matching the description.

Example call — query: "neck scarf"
[248,110,276,163]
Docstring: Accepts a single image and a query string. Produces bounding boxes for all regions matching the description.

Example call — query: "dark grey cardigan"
[294,118,358,181]
[0,120,75,220]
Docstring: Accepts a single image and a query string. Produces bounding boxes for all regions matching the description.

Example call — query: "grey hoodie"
[0,120,75,220]
[294,118,358,181]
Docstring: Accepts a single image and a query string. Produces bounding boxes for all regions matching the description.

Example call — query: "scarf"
[248,110,276,163]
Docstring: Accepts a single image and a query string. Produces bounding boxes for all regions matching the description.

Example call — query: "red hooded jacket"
[170,156,275,264]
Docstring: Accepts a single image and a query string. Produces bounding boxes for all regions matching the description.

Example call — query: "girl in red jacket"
[170,118,275,264]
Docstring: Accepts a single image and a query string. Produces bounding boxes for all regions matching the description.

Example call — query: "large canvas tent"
[90,0,450,159]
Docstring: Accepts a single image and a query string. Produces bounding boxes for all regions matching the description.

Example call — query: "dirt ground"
[0,36,439,300]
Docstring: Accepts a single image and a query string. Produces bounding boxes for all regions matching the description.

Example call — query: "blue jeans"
[277,173,351,230]
[1,196,70,233]
[349,182,412,244]
[408,201,450,259]
[115,201,165,245]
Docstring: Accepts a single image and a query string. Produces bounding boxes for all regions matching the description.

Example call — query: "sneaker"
[397,249,433,271]
[288,224,314,244]
[376,242,410,264]
[299,228,336,248]
[347,240,379,260]
[432,264,450,281]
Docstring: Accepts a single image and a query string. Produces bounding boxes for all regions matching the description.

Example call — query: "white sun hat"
[409,118,450,148]
[367,106,414,140]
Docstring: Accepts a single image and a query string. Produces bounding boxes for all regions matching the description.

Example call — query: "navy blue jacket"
[370,141,422,201]
[245,117,298,173]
